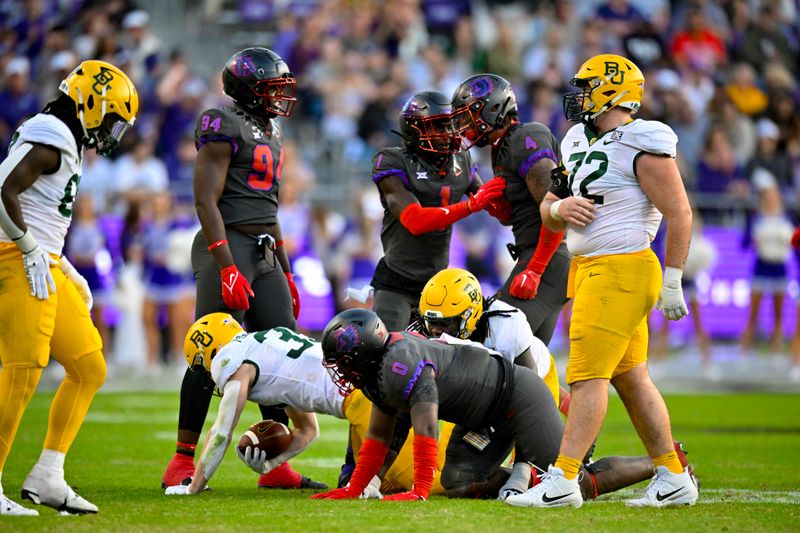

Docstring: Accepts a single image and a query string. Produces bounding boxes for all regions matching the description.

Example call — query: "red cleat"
[161,453,195,489]
[258,462,328,490]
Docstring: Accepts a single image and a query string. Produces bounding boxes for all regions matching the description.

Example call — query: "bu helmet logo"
[604,62,625,85]
[190,329,213,348]
[92,66,115,94]
[464,282,480,304]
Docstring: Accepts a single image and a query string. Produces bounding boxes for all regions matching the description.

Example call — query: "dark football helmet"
[399,91,460,155]
[321,309,390,396]
[222,47,297,119]
[451,74,517,149]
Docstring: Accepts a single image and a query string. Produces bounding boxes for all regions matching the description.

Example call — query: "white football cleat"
[505,466,583,508]
[0,494,39,516]
[625,466,698,508]
[21,470,98,515]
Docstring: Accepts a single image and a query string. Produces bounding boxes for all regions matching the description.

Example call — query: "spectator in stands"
[748,119,792,192]
[111,134,169,214]
[622,20,668,71]
[707,90,756,166]
[80,148,115,215]
[670,6,727,72]
[122,9,161,85]
[742,185,794,353]
[164,134,197,210]
[0,57,39,153]
[595,0,645,40]
[696,126,749,218]
[726,63,768,117]
[738,5,796,74]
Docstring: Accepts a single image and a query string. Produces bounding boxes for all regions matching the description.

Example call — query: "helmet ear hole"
[87,94,94,109]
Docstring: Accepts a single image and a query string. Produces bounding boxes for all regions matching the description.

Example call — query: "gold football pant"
[0,244,105,471]
[343,389,452,495]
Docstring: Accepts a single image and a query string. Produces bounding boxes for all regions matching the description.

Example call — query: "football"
[238,420,292,459]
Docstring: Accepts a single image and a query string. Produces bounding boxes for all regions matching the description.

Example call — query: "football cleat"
[257,463,328,490]
[625,466,699,508]
[300,476,329,490]
[505,466,583,508]
[21,470,98,514]
[673,440,700,491]
[161,453,196,489]
[0,494,38,516]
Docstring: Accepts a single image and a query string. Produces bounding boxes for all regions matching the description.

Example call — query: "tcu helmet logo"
[92,66,115,94]
[469,76,494,98]
[334,324,360,353]
[604,62,625,85]
[190,329,213,348]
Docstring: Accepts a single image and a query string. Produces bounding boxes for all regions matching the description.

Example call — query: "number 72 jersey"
[210,327,344,418]
[558,119,678,258]
[194,105,284,226]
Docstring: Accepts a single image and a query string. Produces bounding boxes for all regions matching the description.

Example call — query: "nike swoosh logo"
[223,272,238,293]
[541,492,574,503]
[603,140,614,145]
[439,208,450,215]
[656,487,684,501]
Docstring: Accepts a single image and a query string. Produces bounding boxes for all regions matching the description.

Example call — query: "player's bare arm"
[379,174,420,218]
[523,158,556,205]
[186,364,254,494]
[636,154,692,271]
[540,191,595,231]
[193,140,235,268]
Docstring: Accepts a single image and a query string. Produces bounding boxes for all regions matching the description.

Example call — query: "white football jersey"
[0,114,83,255]
[211,328,344,419]
[560,119,677,257]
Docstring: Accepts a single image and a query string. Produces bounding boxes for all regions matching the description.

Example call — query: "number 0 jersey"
[210,328,344,418]
[194,105,283,226]
[0,114,82,255]
[558,119,677,257]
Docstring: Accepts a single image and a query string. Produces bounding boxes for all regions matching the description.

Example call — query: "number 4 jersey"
[194,105,283,226]
[0,114,82,255]
[558,119,678,257]
[210,328,344,418]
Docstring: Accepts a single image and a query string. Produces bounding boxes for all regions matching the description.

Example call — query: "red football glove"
[285,272,300,319]
[792,227,800,249]
[220,264,254,310]
[467,177,506,212]
[382,491,425,501]
[485,197,511,222]
[509,269,542,299]
[310,486,360,500]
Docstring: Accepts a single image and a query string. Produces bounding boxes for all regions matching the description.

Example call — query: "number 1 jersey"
[559,119,677,257]
[210,328,344,418]
[0,114,82,255]
[194,105,283,226]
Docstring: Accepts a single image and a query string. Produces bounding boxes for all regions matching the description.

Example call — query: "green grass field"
[2,391,799,532]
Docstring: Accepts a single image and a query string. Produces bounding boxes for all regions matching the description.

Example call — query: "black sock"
[178,367,215,436]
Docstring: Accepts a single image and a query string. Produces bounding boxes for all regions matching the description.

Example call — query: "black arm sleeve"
[548,164,571,199]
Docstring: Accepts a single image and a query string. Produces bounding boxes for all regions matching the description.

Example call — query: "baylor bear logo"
[92,67,115,94]
[604,62,625,85]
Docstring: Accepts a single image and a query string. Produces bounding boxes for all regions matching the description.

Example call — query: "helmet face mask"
[451,100,491,149]
[252,76,297,117]
[399,91,460,156]
[421,314,463,338]
[87,112,134,156]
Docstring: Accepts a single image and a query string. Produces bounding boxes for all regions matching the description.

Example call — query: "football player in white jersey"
[508,54,697,509]
[0,60,137,516]
[165,313,452,497]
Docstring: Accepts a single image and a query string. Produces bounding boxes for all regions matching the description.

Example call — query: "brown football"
[238,420,293,459]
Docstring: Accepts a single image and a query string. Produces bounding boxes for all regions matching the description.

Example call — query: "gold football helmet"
[419,268,483,339]
[184,313,245,372]
[563,54,644,123]
[59,60,138,155]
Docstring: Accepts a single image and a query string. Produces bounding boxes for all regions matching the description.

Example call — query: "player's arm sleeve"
[547,163,571,199]
[195,108,241,155]
[199,377,249,482]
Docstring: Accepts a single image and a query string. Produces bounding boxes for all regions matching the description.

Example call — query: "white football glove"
[657,267,689,321]
[22,245,57,300]
[58,256,93,310]
[165,484,191,496]
[359,475,383,499]
[237,446,279,475]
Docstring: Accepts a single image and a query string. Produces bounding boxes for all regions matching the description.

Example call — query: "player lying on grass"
[165,313,449,496]
[313,309,682,502]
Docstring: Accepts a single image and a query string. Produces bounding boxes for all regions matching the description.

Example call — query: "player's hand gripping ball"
[238,420,292,459]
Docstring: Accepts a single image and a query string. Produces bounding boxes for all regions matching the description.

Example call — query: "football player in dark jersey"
[161,47,323,491]
[312,309,661,502]
[451,75,569,345]
[370,91,506,332]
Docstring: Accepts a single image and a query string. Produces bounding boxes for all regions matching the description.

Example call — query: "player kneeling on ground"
[165,313,442,496]
[312,309,667,502]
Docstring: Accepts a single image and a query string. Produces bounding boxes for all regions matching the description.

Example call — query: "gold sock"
[554,455,583,480]
[653,451,683,474]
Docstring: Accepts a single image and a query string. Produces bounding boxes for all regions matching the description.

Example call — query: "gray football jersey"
[372,147,476,284]
[364,331,501,428]
[491,122,561,248]
[194,105,283,226]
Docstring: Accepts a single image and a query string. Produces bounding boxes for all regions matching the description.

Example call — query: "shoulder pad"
[372,148,409,186]
[17,114,77,156]
[619,120,677,157]
[195,107,243,154]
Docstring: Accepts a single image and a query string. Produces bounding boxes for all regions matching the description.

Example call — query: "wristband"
[207,239,228,252]
[663,266,683,286]
[550,200,564,222]
[13,230,38,254]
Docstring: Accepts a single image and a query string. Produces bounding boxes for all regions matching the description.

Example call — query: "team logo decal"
[416,171,429,180]
[464,282,480,304]
[251,125,263,139]
[334,325,360,353]
[230,55,258,77]
[190,329,213,348]
[604,62,625,85]
[92,67,115,94]
[470,77,494,98]
[611,130,624,141]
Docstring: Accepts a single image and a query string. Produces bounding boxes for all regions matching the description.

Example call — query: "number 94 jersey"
[210,328,344,418]
[558,119,677,257]
[195,106,283,226]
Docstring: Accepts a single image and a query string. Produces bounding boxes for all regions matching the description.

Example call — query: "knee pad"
[71,350,107,390]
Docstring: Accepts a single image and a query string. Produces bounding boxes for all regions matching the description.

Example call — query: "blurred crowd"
[1,0,800,372]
